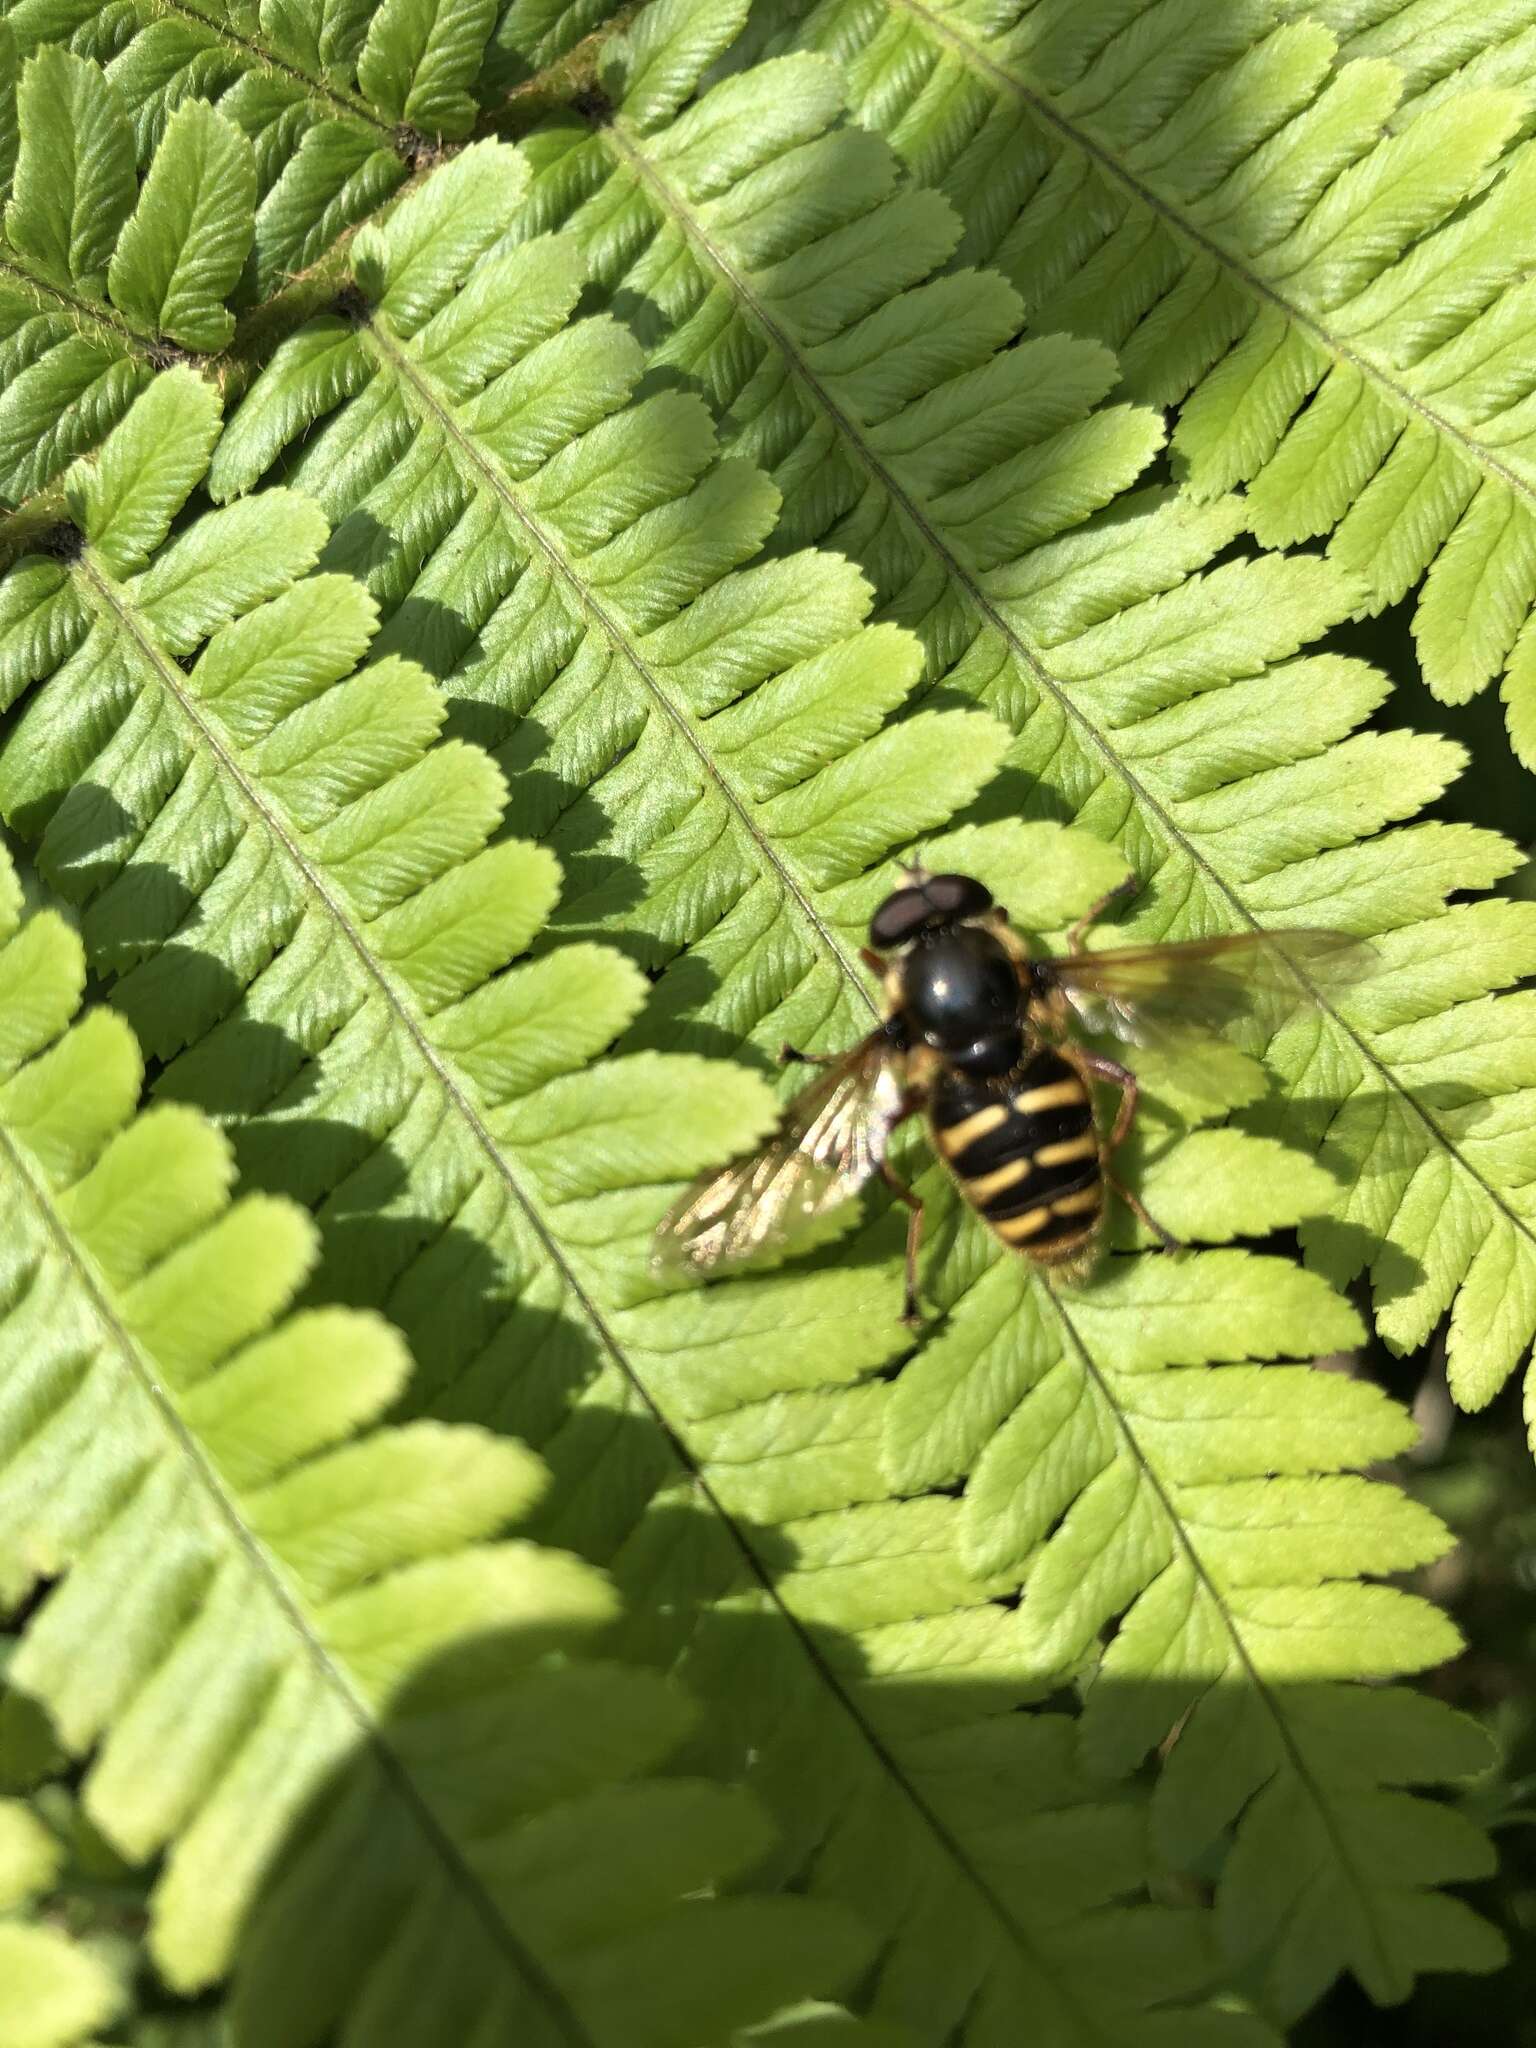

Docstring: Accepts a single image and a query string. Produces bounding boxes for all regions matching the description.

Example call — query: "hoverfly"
[655,869,1366,1320]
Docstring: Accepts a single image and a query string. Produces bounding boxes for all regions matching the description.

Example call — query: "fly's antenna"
[898,858,931,885]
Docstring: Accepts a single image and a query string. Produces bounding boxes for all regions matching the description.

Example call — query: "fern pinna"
[0,2,1527,2039]
[0,1787,122,2047]
[0,0,631,519]
[0,45,257,510]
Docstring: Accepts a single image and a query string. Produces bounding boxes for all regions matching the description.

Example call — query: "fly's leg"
[1067,875,1139,956]
[1075,1046,1183,1254]
[860,946,887,977]
[879,1160,927,1326]
[779,1044,840,1067]
[1106,1169,1182,1254]
[1077,1045,1141,1152]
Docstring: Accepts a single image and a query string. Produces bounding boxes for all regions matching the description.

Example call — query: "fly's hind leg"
[1075,1045,1183,1255]
[1077,1046,1141,1153]
[1105,1169,1182,1254]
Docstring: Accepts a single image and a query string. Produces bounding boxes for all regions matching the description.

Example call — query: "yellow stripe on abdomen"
[965,1155,1033,1203]
[935,1103,1009,1156]
[1033,1133,1097,1169]
[993,1206,1053,1243]
[1013,1077,1085,1115]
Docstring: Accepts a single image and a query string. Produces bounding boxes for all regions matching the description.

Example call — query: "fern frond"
[0,47,254,506]
[0,1797,122,2048]
[0,830,879,2041]
[2,0,399,304]
[504,1,1536,1422]
[0,365,1303,2042]
[44,204,1499,2024]
[749,0,1536,762]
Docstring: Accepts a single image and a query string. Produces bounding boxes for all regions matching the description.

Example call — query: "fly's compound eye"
[923,872,993,921]
[868,886,932,949]
[869,871,995,949]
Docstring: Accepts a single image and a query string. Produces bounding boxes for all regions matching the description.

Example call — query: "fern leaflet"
[0,0,642,330]
[0,47,254,509]
[1292,0,1536,121]
[0,1794,122,2048]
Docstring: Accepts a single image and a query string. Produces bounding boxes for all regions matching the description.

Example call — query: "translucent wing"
[1046,929,1372,1047]
[655,1033,908,1276]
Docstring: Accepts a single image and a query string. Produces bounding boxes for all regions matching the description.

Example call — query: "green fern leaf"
[204,139,1008,1046]
[0,360,1307,2040]
[0,45,256,507]
[0,1797,123,2048]
[1289,0,1536,120]
[0,0,401,300]
[0,0,632,342]
[887,1236,1502,2013]
[0,47,254,506]
[3,156,1502,2018]
[498,0,1536,1423]
[0,831,879,2041]
[748,0,1536,761]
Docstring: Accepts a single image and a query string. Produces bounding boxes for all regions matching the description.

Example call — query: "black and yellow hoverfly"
[656,869,1365,1319]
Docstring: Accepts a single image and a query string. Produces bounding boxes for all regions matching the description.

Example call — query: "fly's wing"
[655,1034,907,1276]
[1047,929,1372,1047]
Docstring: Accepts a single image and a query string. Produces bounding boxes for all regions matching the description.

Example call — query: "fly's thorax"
[893,924,1025,1077]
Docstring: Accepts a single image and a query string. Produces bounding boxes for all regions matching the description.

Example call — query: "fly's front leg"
[779,1043,839,1067]
[1067,875,1139,956]
[1075,1046,1182,1255]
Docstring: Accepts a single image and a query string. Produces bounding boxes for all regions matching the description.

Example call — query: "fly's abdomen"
[928,1047,1102,1264]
